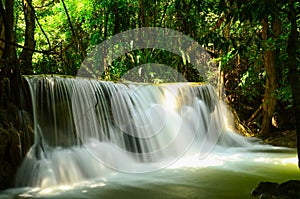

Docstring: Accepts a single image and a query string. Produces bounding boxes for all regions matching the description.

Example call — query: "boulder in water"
[277,180,300,198]
[251,182,278,197]
[251,180,300,199]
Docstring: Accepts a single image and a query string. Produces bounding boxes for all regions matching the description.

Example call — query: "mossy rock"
[262,130,297,148]
[0,126,22,189]
[251,180,300,199]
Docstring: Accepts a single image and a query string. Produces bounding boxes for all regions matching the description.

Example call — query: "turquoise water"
[1,147,299,199]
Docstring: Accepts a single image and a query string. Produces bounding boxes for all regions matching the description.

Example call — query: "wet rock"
[0,75,34,189]
[251,180,300,199]
[0,126,22,189]
[15,110,34,156]
[259,193,278,199]
[0,107,34,189]
[251,182,278,197]
[277,180,300,198]
[262,130,297,148]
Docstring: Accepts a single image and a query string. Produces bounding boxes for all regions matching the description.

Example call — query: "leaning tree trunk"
[19,0,35,75]
[260,16,281,137]
[287,0,300,168]
[1,0,17,65]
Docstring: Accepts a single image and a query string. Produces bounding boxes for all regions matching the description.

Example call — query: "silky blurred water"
[2,76,298,199]
[1,147,298,199]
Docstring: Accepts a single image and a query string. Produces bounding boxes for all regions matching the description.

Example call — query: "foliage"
[0,0,299,132]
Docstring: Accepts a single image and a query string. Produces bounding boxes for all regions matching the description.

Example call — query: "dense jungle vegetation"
[0,0,299,188]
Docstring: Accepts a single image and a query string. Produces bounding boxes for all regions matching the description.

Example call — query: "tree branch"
[27,2,51,50]
[61,0,76,41]
[247,104,263,126]
[61,0,86,57]
[160,1,170,27]
[210,12,226,31]
[0,38,70,55]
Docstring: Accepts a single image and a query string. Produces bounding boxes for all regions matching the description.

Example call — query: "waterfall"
[15,75,253,188]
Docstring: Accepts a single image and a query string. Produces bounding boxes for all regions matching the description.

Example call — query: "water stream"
[0,76,298,198]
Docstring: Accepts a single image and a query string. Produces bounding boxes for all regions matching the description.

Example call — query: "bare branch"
[0,38,71,55]
[61,0,76,41]
[60,0,86,57]
[25,1,52,50]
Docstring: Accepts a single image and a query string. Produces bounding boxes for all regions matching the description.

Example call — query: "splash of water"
[16,75,254,188]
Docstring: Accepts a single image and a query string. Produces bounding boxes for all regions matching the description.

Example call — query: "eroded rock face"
[251,180,300,199]
[0,126,21,189]
[0,77,34,189]
[0,109,34,189]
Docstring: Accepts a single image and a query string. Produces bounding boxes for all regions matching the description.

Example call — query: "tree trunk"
[153,0,157,27]
[113,1,120,34]
[19,0,35,74]
[61,0,86,61]
[1,0,17,65]
[287,0,300,168]
[260,16,280,136]
[103,8,109,39]
[0,16,4,58]
[139,0,147,27]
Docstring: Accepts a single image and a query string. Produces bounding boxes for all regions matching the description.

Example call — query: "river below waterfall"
[1,147,298,199]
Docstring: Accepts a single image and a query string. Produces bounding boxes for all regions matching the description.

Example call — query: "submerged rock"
[251,180,300,199]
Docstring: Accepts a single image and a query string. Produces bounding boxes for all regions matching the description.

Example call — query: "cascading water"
[0,75,297,199]
[15,75,255,189]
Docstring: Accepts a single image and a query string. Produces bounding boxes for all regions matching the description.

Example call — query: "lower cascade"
[16,75,254,188]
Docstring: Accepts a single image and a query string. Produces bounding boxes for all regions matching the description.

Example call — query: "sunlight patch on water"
[89,182,106,188]
[254,156,298,165]
[281,157,298,165]
[168,146,298,170]
[167,155,224,169]
[10,181,107,198]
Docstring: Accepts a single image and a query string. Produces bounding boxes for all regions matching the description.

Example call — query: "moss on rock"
[0,126,21,189]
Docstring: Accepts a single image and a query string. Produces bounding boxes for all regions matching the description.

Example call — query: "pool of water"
[1,147,299,199]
